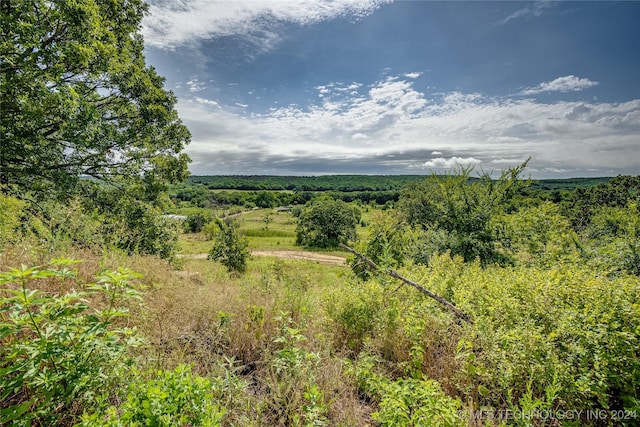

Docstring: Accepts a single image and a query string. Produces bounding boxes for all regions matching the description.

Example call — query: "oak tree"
[0,0,190,196]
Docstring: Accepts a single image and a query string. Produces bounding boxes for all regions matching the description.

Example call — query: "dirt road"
[178,250,347,266]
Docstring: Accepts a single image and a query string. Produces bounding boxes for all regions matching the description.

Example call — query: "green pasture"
[177,205,376,257]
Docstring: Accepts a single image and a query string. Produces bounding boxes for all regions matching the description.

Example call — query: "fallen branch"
[339,243,473,324]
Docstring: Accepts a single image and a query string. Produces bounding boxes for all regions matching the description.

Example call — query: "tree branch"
[339,243,474,324]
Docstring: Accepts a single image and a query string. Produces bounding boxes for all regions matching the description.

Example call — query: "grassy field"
[178,207,373,257]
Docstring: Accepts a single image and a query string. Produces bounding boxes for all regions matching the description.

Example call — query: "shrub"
[186,212,209,233]
[349,211,410,279]
[0,259,142,426]
[352,356,463,427]
[398,162,528,265]
[0,193,26,246]
[103,197,179,259]
[208,218,250,274]
[78,364,225,427]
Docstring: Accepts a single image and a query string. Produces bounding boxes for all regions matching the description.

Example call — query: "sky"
[141,0,640,178]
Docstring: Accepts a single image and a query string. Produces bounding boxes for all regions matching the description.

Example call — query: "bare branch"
[339,243,473,324]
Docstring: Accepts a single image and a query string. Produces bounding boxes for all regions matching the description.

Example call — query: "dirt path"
[178,250,347,266]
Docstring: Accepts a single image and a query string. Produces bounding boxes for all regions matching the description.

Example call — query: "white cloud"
[404,72,422,79]
[186,78,205,92]
[143,0,391,50]
[194,97,219,107]
[499,1,555,25]
[522,75,599,95]
[423,157,481,169]
[176,74,640,176]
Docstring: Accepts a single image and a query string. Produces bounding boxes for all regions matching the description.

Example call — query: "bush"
[398,163,528,265]
[0,193,26,246]
[583,202,640,275]
[0,259,142,426]
[186,212,209,233]
[417,254,640,417]
[352,357,463,427]
[208,218,250,274]
[349,211,410,279]
[79,365,225,427]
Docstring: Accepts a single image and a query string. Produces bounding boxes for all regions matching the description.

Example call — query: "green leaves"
[0,259,142,426]
[208,218,250,274]
[79,365,226,427]
[296,196,361,248]
[0,0,190,196]
[398,162,529,265]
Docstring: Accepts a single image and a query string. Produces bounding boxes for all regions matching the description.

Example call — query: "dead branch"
[339,243,473,324]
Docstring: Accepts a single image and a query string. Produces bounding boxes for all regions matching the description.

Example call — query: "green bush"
[493,201,579,267]
[106,198,179,259]
[349,211,411,279]
[208,218,250,274]
[352,357,463,427]
[398,163,528,266]
[0,259,142,426]
[79,364,225,427]
[413,254,640,416]
[0,193,26,246]
[583,202,640,275]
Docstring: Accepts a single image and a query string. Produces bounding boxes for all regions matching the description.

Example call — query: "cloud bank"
[142,0,391,50]
[177,74,640,177]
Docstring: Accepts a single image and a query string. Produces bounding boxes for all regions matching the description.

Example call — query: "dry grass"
[0,234,450,426]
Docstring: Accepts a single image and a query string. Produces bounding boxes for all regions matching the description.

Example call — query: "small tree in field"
[296,197,360,248]
[208,218,250,274]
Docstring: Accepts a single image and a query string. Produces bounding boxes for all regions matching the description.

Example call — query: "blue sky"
[142,1,640,178]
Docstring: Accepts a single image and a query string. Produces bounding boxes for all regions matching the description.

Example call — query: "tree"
[0,0,190,196]
[398,162,529,265]
[208,218,250,274]
[295,197,360,248]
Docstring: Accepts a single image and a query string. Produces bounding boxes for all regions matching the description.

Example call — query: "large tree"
[296,196,360,248]
[0,0,190,196]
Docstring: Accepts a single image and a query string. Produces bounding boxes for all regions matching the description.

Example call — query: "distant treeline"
[187,174,612,192]
[171,175,620,210]
[187,175,431,192]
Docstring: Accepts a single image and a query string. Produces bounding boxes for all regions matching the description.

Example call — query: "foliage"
[185,210,214,234]
[0,0,190,195]
[264,314,330,427]
[493,201,579,267]
[583,202,640,275]
[415,254,640,416]
[560,175,640,230]
[0,192,26,245]
[74,186,179,258]
[188,174,606,193]
[296,197,360,248]
[208,218,250,274]
[78,364,225,427]
[0,259,142,426]
[352,356,463,427]
[398,162,529,265]
[349,211,410,280]
[324,280,388,354]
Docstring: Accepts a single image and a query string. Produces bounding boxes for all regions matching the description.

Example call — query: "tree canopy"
[0,0,190,196]
[296,196,360,248]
